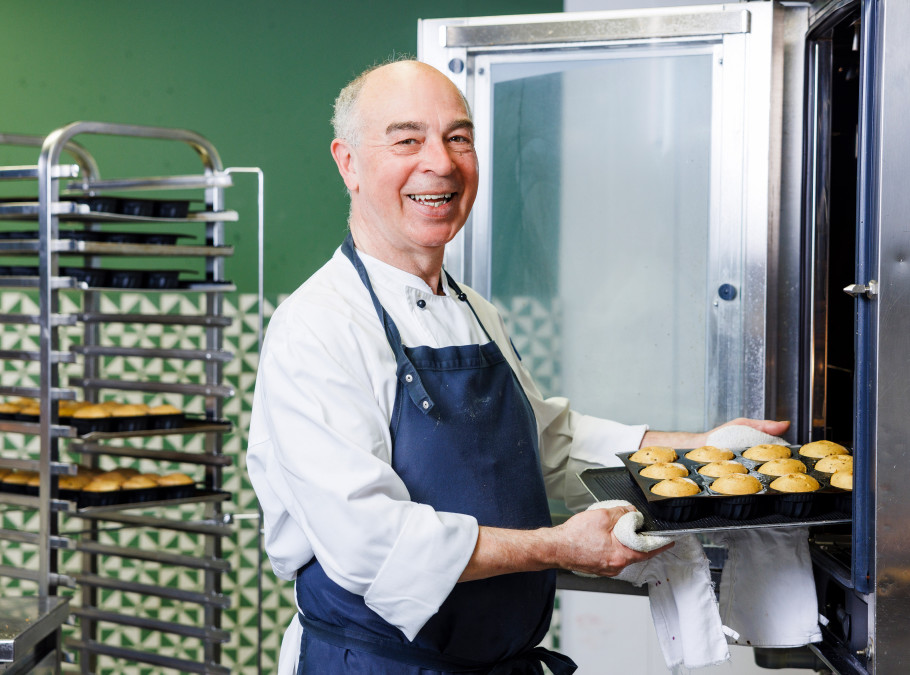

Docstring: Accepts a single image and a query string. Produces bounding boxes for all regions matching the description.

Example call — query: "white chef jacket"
[246,245,648,659]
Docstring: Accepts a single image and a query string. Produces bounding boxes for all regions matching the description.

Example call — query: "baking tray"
[579,467,851,535]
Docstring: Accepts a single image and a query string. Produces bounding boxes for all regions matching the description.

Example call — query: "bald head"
[332,60,472,147]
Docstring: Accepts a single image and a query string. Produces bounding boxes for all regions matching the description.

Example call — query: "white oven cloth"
[579,500,731,671]
[705,425,823,648]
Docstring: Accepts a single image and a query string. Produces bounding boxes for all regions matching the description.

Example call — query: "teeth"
[409,193,453,207]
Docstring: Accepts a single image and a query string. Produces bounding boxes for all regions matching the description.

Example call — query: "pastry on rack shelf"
[82,478,121,493]
[122,475,159,490]
[158,472,194,487]
[1,470,38,486]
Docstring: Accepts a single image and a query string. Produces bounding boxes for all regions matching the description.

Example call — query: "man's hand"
[551,506,674,577]
[640,418,791,450]
[458,505,673,582]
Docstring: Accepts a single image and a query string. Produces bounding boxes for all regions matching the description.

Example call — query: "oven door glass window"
[423,5,783,432]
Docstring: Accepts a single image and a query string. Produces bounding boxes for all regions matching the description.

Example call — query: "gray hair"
[331,58,472,147]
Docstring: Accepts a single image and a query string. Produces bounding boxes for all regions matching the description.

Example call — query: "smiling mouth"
[408,193,454,208]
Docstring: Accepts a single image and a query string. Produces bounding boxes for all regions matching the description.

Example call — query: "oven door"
[419,2,805,434]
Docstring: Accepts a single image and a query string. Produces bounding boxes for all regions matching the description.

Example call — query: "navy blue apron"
[294,235,576,674]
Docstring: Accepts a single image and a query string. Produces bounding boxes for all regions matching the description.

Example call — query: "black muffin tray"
[0,481,226,509]
[617,447,852,521]
[63,414,231,438]
[0,229,193,245]
[0,196,192,218]
[579,461,852,536]
[60,267,188,289]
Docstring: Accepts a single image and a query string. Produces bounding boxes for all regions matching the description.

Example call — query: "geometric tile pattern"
[493,294,563,398]
[0,290,294,674]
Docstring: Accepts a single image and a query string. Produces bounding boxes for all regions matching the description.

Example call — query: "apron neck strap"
[341,233,435,414]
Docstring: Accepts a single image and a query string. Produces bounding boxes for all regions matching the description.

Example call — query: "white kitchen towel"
[711,527,823,647]
[705,425,822,647]
[582,501,730,670]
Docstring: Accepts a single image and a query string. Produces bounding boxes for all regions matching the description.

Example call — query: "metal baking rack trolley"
[0,123,263,674]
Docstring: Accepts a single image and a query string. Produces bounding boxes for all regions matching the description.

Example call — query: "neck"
[349,225,447,295]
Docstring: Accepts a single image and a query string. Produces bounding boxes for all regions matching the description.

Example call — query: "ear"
[331,138,359,192]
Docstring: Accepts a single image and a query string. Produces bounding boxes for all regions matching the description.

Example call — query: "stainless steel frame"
[0,124,264,673]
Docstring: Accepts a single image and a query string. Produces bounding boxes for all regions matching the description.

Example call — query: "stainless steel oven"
[419,2,910,672]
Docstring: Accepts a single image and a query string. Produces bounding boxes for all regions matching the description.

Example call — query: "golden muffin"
[158,472,194,487]
[95,470,128,484]
[19,404,40,418]
[830,470,853,491]
[73,405,111,420]
[149,404,181,415]
[711,473,762,495]
[629,446,678,465]
[121,475,158,490]
[771,473,820,493]
[0,402,20,415]
[743,444,792,461]
[640,462,689,479]
[97,400,124,412]
[2,471,37,485]
[698,460,748,478]
[799,440,849,458]
[685,446,734,463]
[138,473,161,484]
[758,458,807,477]
[650,476,700,497]
[111,404,149,417]
[59,474,92,490]
[815,454,853,474]
[83,479,121,493]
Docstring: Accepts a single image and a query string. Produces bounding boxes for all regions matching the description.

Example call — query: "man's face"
[334,63,479,260]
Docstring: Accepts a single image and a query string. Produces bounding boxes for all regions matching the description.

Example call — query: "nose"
[420,136,456,175]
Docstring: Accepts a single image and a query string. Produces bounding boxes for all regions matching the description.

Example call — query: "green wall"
[0,0,561,297]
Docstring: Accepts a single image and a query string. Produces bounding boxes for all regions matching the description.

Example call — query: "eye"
[396,138,419,145]
[449,135,472,144]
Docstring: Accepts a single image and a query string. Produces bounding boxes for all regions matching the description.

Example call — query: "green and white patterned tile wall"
[0,290,296,674]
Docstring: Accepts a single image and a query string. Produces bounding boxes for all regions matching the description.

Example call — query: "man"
[247,60,788,674]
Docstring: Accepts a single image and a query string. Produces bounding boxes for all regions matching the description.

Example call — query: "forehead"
[358,64,470,136]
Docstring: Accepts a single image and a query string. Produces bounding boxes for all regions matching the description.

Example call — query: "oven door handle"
[843,279,879,299]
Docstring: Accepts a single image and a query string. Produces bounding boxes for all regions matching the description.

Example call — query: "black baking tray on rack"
[579,467,852,535]
[70,416,231,440]
[0,483,229,509]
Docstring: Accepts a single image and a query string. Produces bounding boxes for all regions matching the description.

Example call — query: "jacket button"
[405,374,413,383]
[422,401,430,409]
[457,293,467,301]
[416,299,426,309]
